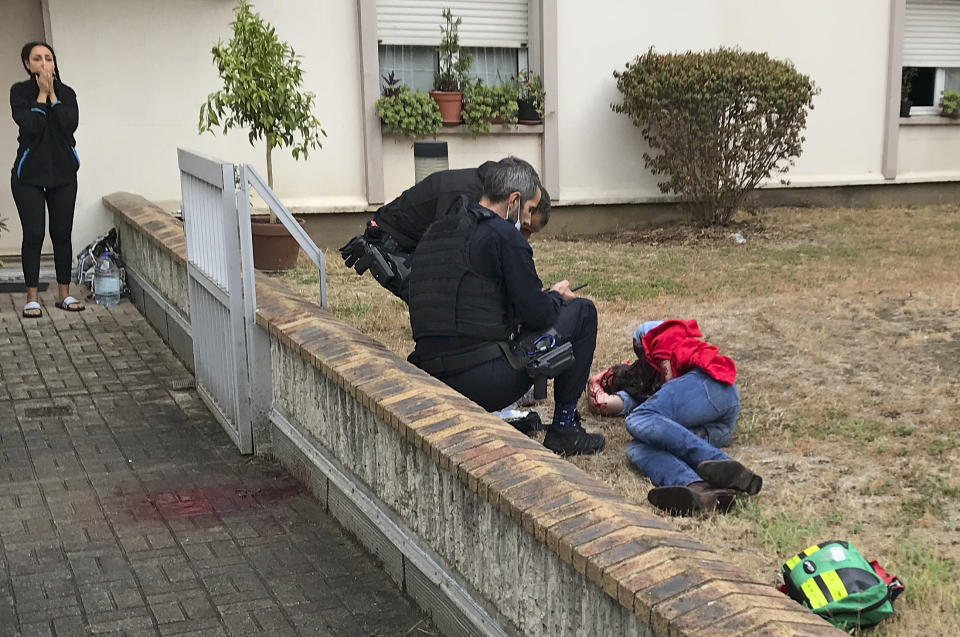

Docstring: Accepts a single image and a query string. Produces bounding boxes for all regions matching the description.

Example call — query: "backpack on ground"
[780,540,904,630]
[75,228,126,293]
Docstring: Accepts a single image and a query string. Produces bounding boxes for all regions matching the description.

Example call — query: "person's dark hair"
[482,156,540,204]
[20,41,61,82]
[533,185,551,226]
[606,359,661,402]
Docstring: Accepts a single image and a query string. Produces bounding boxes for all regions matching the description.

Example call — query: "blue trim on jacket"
[16,149,30,178]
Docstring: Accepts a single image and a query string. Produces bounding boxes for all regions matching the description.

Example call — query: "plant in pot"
[377,71,443,138]
[511,69,545,124]
[430,8,472,124]
[939,89,960,119]
[198,0,326,271]
[461,80,518,137]
[900,67,917,118]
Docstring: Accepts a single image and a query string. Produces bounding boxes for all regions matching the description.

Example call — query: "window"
[375,1,530,94]
[903,1,960,115]
[378,45,525,93]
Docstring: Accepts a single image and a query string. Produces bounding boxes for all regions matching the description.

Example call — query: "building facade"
[1,0,957,255]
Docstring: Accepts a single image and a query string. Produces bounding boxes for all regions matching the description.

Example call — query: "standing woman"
[10,41,82,317]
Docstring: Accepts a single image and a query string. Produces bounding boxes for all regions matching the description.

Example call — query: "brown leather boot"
[647,481,737,516]
[696,460,763,495]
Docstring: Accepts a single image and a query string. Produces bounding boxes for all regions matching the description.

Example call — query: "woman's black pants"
[10,175,77,287]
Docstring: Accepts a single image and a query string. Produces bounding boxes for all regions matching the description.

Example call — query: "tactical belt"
[417,342,524,376]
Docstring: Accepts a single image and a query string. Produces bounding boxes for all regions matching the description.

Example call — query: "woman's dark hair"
[606,359,661,402]
[20,41,61,82]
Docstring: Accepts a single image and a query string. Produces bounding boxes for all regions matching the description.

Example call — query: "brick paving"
[0,291,430,636]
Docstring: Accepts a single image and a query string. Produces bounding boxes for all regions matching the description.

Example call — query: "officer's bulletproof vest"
[409,197,513,342]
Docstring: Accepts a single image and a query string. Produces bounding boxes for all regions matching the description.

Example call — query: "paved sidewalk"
[0,292,430,636]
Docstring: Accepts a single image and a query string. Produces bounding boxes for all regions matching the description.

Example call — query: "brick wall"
[105,191,842,637]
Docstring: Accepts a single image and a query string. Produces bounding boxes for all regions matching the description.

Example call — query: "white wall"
[898,123,960,177]
[44,0,367,249]
[556,0,893,202]
[1,0,45,255]
[381,130,543,202]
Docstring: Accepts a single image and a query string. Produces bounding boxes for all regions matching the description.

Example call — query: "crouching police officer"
[339,159,550,302]
[406,157,604,456]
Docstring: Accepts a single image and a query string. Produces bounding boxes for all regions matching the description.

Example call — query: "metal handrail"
[239,164,327,309]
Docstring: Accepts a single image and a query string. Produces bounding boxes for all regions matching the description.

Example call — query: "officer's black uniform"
[340,161,496,301]
[408,199,598,419]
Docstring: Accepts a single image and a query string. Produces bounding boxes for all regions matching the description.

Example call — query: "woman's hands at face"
[35,70,54,94]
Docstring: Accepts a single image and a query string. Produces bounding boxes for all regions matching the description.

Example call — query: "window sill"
[381,123,543,136]
[899,115,960,126]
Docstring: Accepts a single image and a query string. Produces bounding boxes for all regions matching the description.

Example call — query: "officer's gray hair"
[482,156,541,203]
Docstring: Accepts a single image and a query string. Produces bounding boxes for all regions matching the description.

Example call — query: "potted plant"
[900,67,917,118]
[430,8,473,124]
[939,89,960,119]
[461,80,518,137]
[511,69,545,124]
[198,0,326,270]
[377,72,443,138]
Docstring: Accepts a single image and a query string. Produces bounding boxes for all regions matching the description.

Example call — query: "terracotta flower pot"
[429,90,463,125]
[250,217,305,271]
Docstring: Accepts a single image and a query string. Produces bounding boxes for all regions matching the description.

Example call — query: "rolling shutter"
[376,1,528,48]
[904,0,960,67]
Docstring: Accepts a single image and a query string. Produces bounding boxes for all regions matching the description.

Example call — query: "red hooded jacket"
[641,319,736,385]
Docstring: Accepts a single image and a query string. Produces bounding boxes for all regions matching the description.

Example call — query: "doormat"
[0,282,49,293]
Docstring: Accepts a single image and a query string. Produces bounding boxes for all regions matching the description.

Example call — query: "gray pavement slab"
[0,292,433,636]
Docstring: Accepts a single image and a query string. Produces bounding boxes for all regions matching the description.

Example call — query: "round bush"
[613,47,818,225]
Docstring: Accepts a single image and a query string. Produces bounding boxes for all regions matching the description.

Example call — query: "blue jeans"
[624,369,740,487]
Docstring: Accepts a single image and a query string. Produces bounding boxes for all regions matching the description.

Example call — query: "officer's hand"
[549,280,575,301]
[339,235,367,269]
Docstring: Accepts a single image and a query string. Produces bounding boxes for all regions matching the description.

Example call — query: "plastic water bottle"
[94,251,121,306]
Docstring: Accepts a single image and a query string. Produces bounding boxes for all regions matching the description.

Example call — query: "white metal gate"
[178,149,256,453]
[177,149,327,454]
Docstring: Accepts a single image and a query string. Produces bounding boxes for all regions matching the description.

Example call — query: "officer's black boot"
[542,412,605,456]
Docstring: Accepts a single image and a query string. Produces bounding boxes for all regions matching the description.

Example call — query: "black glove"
[339,235,368,269]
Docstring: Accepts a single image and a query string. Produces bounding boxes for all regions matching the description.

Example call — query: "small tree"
[199,0,325,194]
[434,8,472,92]
[612,48,818,225]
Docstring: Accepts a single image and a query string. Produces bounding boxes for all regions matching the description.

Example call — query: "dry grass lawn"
[276,204,960,636]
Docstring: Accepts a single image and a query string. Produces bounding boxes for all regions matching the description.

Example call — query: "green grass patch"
[277,266,320,286]
[331,296,374,321]
[897,475,960,523]
[732,499,823,556]
[894,541,959,611]
[758,244,834,266]
[800,418,888,443]
[586,276,687,301]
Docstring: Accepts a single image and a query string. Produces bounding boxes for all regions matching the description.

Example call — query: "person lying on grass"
[587,319,763,516]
